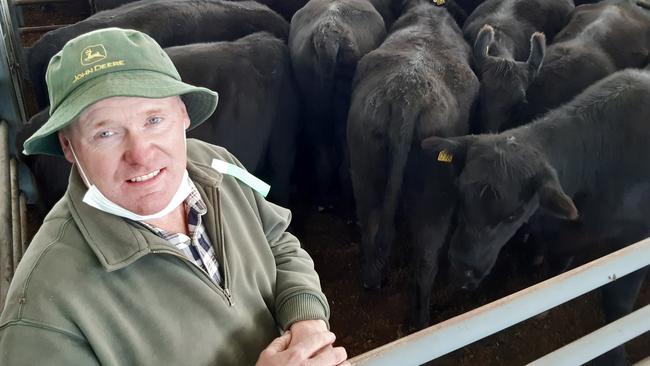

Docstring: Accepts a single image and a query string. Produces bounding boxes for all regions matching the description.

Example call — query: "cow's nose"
[460,269,479,291]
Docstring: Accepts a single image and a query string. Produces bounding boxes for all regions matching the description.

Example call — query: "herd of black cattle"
[17,0,650,364]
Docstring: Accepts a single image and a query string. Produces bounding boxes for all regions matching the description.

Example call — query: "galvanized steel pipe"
[528,304,650,366]
[19,193,27,255]
[10,157,21,270]
[0,121,12,309]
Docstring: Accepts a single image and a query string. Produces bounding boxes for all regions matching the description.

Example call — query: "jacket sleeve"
[0,322,99,365]
[255,195,330,331]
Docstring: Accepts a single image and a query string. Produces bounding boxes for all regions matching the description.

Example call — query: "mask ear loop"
[67,139,93,188]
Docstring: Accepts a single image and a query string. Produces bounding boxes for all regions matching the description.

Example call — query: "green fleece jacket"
[0,139,329,365]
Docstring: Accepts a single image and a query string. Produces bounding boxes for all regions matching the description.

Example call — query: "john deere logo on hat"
[80,44,107,65]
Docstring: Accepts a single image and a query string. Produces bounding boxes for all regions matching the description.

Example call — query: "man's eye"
[148,116,162,125]
[96,130,115,139]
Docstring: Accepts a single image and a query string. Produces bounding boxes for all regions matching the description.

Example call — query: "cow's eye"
[504,207,524,223]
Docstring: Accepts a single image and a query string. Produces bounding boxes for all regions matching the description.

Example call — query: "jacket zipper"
[215,187,234,306]
[150,187,233,306]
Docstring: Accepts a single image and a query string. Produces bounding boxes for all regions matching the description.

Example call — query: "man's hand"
[256,321,349,366]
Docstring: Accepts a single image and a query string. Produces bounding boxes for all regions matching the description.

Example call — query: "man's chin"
[117,196,172,216]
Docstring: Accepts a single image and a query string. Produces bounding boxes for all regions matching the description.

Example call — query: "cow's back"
[28,0,289,108]
[353,4,477,139]
[167,32,298,204]
[526,69,650,239]
[168,33,288,172]
[347,2,478,291]
[515,0,650,124]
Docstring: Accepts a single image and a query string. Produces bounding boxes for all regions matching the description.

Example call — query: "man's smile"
[128,168,161,183]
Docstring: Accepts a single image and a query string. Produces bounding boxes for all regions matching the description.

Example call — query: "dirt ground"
[16,1,650,364]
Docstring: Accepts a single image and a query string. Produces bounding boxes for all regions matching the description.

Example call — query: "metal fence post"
[10,158,21,270]
[0,121,13,309]
[19,192,28,254]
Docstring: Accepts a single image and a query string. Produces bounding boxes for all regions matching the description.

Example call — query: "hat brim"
[23,69,218,156]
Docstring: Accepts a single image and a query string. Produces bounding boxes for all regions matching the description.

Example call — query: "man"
[0,27,348,366]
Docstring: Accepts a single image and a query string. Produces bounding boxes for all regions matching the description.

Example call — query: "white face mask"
[68,141,191,222]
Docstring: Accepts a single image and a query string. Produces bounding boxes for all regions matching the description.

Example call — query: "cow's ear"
[421,135,474,171]
[526,32,545,77]
[537,179,579,220]
[474,24,495,70]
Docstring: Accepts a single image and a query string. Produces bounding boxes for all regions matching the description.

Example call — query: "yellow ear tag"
[437,149,453,163]
[433,0,446,5]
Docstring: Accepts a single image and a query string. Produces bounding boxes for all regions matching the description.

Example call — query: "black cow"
[16,109,70,213]
[348,0,479,327]
[575,0,603,4]
[498,0,650,129]
[463,0,574,132]
[90,0,137,12]
[289,0,388,209]
[19,32,298,210]
[90,0,309,21]
[27,0,289,108]
[422,68,650,366]
[170,33,300,206]
[231,0,310,20]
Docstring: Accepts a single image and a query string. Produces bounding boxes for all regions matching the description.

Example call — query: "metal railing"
[350,238,650,366]
[0,121,28,310]
[1,1,30,309]
[1,0,28,124]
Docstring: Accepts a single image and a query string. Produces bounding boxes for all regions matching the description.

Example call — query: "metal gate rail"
[529,304,650,366]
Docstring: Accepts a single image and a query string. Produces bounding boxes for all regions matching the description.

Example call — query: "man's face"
[59,96,190,215]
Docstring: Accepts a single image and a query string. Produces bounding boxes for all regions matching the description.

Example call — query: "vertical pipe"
[10,157,21,270]
[0,121,12,309]
[19,193,28,255]
[0,0,28,124]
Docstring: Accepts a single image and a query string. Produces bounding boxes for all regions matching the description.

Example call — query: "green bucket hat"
[23,27,219,156]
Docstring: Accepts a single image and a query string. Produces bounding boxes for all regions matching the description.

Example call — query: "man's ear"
[420,135,475,172]
[177,96,191,130]
[58,130,75,164]
[537,178,579,220]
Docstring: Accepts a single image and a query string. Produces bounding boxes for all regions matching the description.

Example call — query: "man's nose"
[123,133,154,165]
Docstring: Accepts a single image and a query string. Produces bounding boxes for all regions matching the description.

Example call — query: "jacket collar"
[66,157,224,271]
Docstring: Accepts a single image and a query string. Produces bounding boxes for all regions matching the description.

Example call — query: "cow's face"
[421,134,578,289]
[478,62,531,131]
[473,25,546,132]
